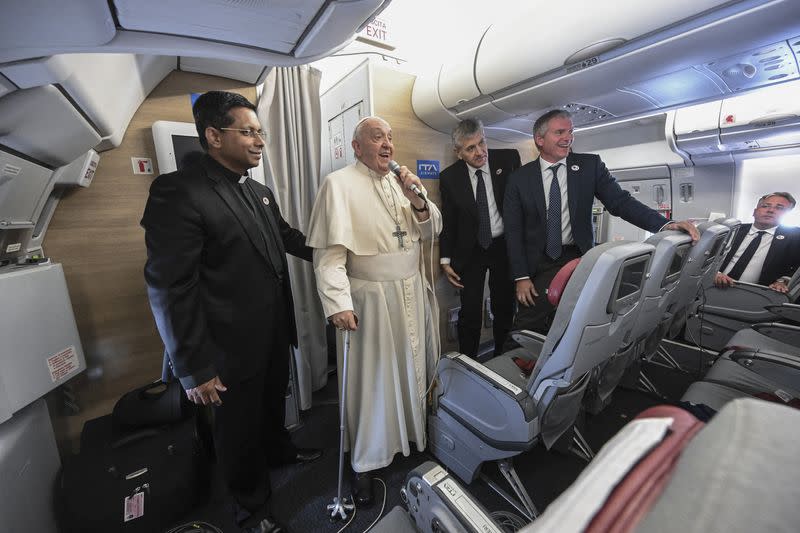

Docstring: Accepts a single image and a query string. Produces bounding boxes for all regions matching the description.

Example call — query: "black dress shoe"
[288,447,322,464]
[352,472,373,506]
[242,513,284,533]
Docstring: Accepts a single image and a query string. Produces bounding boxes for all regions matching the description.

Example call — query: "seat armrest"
[444,352,527,400]
[750,322,800,350]
[511,330,546,360]
[729,350,800,395]
[764,303,800,325]
[699,284,786,322]
[402,462,504,533]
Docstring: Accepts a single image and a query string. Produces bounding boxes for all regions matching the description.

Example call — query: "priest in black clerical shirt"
[141,91,319,533]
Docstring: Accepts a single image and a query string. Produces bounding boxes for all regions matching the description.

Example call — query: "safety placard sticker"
[124,491,144,522]
[5,243,21,253]
[46,346,79,383]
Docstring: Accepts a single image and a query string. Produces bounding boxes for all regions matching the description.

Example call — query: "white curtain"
[257,65,327,410]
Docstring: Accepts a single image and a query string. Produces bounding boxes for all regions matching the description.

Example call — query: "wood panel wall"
[43,71,257,452]
[371,64,537,353]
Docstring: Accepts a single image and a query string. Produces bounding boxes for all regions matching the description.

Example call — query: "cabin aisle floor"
[168,358,696,532]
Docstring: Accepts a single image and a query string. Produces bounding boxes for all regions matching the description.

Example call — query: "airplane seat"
[492,258,581,374]
[684,257,800,353]
[585,231,692,412]
[378,398,800,533]
[664,221,730,342]
[428,241,654,518]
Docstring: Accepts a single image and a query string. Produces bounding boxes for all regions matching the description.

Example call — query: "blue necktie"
[545,164,562,260]
[726,230,766,280]
[475,169,492,249]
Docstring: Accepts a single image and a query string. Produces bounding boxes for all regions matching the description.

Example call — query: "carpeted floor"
[169,356,697,532]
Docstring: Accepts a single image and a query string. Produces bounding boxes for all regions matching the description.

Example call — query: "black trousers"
[456,236,515,358]
[212,291,295,523]
[503,245,582,351]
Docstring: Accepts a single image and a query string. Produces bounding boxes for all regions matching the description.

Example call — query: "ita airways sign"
[417,160,440,179]
[357,17,392,49]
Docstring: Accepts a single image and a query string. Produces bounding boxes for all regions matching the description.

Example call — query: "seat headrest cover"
[547,258,581,306]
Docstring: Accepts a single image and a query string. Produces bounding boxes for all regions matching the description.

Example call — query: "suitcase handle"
[111,428,160,449]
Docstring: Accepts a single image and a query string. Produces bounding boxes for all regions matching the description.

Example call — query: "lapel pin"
[777,234,784,240]
[571,164,580,171]
[262,197,270,206]
[496,168,502,175]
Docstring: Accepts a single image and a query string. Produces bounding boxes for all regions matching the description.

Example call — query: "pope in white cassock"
[307,116,442,505]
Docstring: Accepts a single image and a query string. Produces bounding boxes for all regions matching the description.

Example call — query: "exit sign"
[357,17,393,50]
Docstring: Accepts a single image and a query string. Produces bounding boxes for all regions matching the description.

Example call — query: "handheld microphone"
[388,160,426,200]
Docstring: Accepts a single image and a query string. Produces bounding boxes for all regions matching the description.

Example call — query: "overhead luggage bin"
[412,0,800,139]
[719,79,800,151]
[1,54,175,151]
[0,0,391,66]
[0,86,101,167]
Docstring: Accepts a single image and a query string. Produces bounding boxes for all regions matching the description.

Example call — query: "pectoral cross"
[393,224,407,249]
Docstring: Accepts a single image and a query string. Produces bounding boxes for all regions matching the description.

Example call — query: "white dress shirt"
[722,225,777,284]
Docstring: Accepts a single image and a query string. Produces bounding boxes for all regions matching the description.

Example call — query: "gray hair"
[451,118,485,149]
[758,191,796,209]
[532,109,573,138]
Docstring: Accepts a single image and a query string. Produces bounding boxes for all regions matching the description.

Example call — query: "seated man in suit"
[503,109,699,337]
[715,192,800,293]
[439,118,521,358]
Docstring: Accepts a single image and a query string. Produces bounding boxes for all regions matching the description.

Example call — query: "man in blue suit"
[503,109,699,336]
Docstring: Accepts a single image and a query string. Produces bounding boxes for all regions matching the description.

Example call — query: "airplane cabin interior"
[2,0,800,532]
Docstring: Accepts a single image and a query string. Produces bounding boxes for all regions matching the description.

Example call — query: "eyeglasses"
[218,127,266,140]
[758,203,790,211]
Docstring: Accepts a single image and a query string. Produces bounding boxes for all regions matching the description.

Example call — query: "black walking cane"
[327,329,355,520]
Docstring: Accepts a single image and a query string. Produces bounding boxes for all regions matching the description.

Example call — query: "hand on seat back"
[714,272,735,288]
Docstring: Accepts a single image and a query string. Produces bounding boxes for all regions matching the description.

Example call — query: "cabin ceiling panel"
[0,0,116,64]
[0,74,16,100]
[474,0,729,95]
[0,0,389,66]
[698,38,800,92]
[180,57,269,85]
[413,0,800,143]
[623,68,727,109]
[114,0,325,54]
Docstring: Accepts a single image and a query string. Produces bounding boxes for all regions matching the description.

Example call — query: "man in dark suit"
[439,118,521,358]
[715,192,800,292]
[142,91,319,533]
[503,109,699,336]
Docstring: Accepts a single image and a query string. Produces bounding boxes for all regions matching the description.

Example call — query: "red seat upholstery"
[585,406,705,533]
[547,258,581,306]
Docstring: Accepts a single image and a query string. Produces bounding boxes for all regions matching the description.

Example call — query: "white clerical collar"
[355,160,389,180]
[538,157,568,173]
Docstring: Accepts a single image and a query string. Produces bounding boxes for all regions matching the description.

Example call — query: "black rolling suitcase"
[57,384,211,533]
